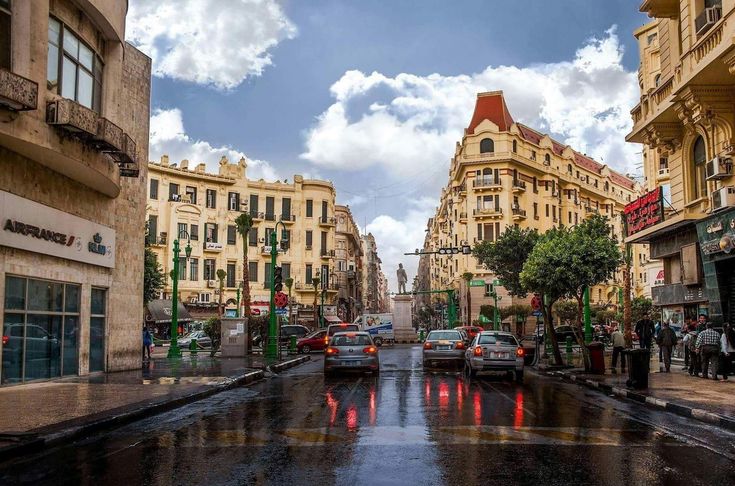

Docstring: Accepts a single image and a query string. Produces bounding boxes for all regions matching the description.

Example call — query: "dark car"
[279,325,310,343]
[519,335,538,365]
[554,325,579,344]
[297,330,328,353]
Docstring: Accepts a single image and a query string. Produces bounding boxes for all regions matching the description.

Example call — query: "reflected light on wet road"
[369,386,376,426]
[346,405,358,431]
[473,390,482,426]
[438,380,449,409]
[326,390,338,426]
[514,389,524,429]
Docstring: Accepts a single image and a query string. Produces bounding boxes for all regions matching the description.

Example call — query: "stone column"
[392,294,416,343]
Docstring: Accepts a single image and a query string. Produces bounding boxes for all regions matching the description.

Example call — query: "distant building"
[334,205,363,321]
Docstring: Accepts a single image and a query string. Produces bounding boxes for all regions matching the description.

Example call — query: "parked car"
[178,330,211,349]
[519,335,538,365]
[325,323,360,346]
[464,331,525,382]
[455,326,483,342]
[297,330,328,353]
[323,331,379,375]
[553,325,579,344]
[422,329,466,368]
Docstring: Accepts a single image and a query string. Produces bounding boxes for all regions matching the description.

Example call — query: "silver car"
[324,331,379,375]
[422,329,466,368]
[464,331,525,382]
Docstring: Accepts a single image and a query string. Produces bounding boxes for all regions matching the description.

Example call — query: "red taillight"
[423,341,432,350]
[473,346,482,357]
[324,337,329,344]
[326,347,339,355]
[455,341,465,350]
[516,347,525,357]
[2,336,8,346]
[363,346,377,354]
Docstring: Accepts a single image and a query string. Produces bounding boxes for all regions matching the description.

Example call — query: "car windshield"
[329,325,358,335]
[332,334,372,346]
[428,331,461,341]
[306,331,324,339]
[478,334,518,345]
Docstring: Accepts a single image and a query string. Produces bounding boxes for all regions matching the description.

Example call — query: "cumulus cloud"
[127,0,297,89]
[149,108,279,181]
[301,27,639,178]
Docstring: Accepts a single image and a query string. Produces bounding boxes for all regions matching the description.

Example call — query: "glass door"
[89,288,107,372]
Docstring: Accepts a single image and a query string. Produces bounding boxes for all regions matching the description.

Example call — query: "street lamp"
[168,229,191,358]
[236,281,243,318]
[266,221,288,360]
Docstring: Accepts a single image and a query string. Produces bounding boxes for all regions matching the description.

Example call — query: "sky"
[127,0,650,292]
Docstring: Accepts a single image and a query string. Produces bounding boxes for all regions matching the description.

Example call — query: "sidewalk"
[0,353,309,460]
[545,355,735,431]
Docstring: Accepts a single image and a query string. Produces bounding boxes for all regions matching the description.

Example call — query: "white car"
[464,331,525,382]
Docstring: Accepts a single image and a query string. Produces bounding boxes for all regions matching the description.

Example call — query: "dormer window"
[480,138,494,154]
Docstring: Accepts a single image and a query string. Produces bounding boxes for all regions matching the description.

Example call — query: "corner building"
[626,0,735,325]
[422,91,640,325]
[0,1,151,383]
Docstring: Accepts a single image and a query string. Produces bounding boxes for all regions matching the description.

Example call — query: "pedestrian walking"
[719,323,735,381]
[610,324,626,373]
[696,314,708,333]
[682,318,692,370]
[656,322,677,373]
[143,325,153,362]
[696,323,721,380]
[635,317,655,350]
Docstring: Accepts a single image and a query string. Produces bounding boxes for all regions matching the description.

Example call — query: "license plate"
[436,345,450,350]
[491,352,508,359]
[342,360,360,366]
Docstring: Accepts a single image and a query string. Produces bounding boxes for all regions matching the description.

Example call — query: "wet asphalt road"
[2,345,735,486]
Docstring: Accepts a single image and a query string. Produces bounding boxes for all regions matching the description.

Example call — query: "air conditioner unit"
[207,280,216,288]
[696,6,722,36]
[711,186,735,212]
[705,156,732,180]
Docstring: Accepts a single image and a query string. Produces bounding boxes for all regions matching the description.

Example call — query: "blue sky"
[128,0,649,290]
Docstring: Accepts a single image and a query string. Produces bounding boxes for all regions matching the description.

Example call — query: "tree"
[461,272,474,326]
[631,296,656,323]
[285,277,294,324]
[474,226,540,298]
[234,213,254,318]
[144,248,165,305]
[216,269,227,317]
[502,304,533,336]
[203,317,221,357]
[553,300,578,324]
[311,276,321,328]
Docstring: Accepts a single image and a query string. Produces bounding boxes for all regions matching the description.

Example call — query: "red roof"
[573,153,604,174]
[609,171,636,189]
[518,125,541,144]
[467,91,514,134]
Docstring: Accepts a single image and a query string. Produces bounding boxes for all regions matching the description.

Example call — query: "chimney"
[160,155,169,167]
[180,159,189,170]
[196,163,206,173]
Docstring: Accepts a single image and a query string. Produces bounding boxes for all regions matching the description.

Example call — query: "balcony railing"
[320,248,335,258]
[319,216,336,226]
[473,207,503,217]
[265,213,276,222]
[250,210,264,220]
[473,178,501,189]
[0,68,38,111]
[512,180,527,191]
[280,214,296,223]
[47,98,98,136]
[512,207,527,218]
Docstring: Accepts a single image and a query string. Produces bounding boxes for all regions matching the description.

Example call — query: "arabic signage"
[624,187,665,237]
[0,190,116,268]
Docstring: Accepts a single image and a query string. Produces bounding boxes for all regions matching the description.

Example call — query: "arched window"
[544,154,551,165]
[482,168,492,184]
[567,164,573,174]
[692,135,707,199]
[654,74,661,87]
[512,140,517,153]
[480,138,494,153]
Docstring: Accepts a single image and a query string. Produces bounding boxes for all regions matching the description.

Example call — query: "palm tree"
[285,277,294,324]
[216,269,227,317]
[311,276,321,328]
[461,272,474,326]
[234,213,254,318]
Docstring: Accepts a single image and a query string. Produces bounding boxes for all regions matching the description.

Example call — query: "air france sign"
[0,190,115,268]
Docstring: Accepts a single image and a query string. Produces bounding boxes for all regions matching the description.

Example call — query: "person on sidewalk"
[696,323,721,380]
[143,325,153,362]
[719,323,735,381]
[635,317,655,350]
[682,318,693,370]
[656,322,677,373]
[696,314,709,333]
[686,327,701,376]
[610,325,626,373]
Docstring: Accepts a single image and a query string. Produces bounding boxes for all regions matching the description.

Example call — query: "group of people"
[607,314,735,381]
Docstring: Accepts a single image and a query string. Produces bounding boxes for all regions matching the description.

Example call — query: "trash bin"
[587,342,605,375]
[624,348,650,389]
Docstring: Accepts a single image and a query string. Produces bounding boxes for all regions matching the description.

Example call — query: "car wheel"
[374,337,383,347]
[302,345,311,354]
[515,370,524,383]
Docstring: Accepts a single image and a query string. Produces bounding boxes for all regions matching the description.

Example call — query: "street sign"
[274,291,288,308]
[492,279,503,286]
[275,308,287,316]
[469,279,485,287]
[532,310,542,317]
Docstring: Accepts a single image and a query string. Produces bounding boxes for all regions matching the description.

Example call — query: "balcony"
[264,213,276,222]
[512,207,527,220]
[280,214,296,224]
[639,0,679,19]
[116,134,139,178]
[459,212,467,221]
[320,248,335,258]
[472,178,502,191]
[92,117,124,153]
[47,98,98,137]
[652,283,706,307]
[319,216,337,226]
[657,167,670,180]
[250,210,264,220]
[0,69,38,111]
[261,245,273,255]
[512,180,526,192]
[473,207,503,219]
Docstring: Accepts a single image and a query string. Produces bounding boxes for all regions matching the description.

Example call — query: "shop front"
[696,207,735,325]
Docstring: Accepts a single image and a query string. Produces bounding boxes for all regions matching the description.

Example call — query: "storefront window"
[2,276,80,384]
[89,288,106,372]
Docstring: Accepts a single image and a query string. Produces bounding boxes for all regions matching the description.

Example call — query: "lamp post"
[320,287,326,328]
[236,281,242,318]
[266,221,288,360]
[168,229,191,359]
[583,286,592,344]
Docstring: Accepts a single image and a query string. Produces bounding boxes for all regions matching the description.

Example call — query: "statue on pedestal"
[397,263,408,294]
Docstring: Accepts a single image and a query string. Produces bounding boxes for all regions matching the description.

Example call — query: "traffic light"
[280,230,290,251]
[274,266,283,292]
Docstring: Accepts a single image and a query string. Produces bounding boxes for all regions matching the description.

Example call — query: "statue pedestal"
[392,294,416,343]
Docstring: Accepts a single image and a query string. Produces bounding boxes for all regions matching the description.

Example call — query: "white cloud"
[127,0,297,89]
[149,108,279,181]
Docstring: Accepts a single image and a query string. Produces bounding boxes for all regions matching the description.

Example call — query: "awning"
[145,300,193,324]
[624,214,700,244]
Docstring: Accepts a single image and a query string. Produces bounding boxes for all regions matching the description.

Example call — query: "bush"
[203,317,221,356]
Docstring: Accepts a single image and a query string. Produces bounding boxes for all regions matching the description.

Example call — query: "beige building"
[0,1,151,384]
[334,205,363,321]
[361,233,383,313]
[626,0,735,326]
[146,156,342,325]
[420,91,640,325]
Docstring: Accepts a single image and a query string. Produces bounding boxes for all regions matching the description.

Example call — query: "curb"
[270,355,311,373]
[547,370,735,432]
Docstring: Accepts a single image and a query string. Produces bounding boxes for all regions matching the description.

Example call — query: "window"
[169,183,180,201]
[567,164,573,174]
[321,231,328,253]
[552,205,557,220]
[659,157,669,170]
[654,74,661,87]
[0,0,10,70]
[89,288,106,373]
[512,140,517,153]
[248,227,257,247]
[204,259,216,281]
[532,177,537,193]
[480,138,494,153]
[265,227,274,245]
[265,196,275,220]
[321,265,330,287]
[321,200,328,220]
[205,223,218,243]
[149,179,159,200]
[189,258,199,281]
[249,262,258,283]
[544,154,551,166]
[190,224,199,241]
[249,194,259,216]
[227,225,237,245]
[692,135,707,200]
[264,263,272,289]
[177,256,187,281]
[306,199,313,217]
[2,277,81,383]
[147,216,157,245]
[533,202,538,219]
[282,198,291,220]
[47,17,103,112]
[185,186,197,205]
[226,263,236,288]
[282,263,291,281]
[228,192,240,211]
[306,230,313,248]
[306,264,313,284]
[177,223,188,240]
[206,189,217,209]
[530,151,536,161]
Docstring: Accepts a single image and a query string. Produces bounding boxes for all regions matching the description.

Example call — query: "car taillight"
[326,347,339,355]
[363,346,377,354]
[2,336,8,346]
[473,346,482,356]
[423,342,432,350]
[516,347,525,357]
[324,337,329,344]
[455,341,465,350]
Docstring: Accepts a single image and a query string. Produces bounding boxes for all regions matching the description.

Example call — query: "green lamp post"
[266,221,288,360]
[168,230,191,359]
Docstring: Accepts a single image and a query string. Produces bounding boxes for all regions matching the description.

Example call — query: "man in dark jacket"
[656,322,677,372]
[635,317,656,350]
